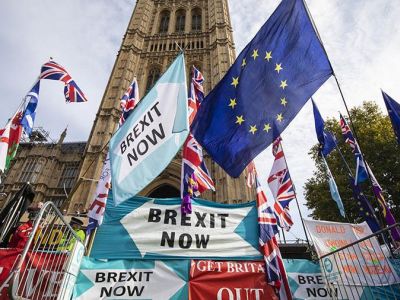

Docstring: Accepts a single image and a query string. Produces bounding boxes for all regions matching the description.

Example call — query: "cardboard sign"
[73,257,188,300]
[189,260,278,300]
[304,219,400,287]
[91,196,260,260]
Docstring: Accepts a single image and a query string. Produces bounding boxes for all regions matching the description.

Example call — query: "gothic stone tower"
[67,0,254,213]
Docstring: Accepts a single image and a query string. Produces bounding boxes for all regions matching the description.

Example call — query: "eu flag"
[382,90,400,144]
[191,0,333,177]
[312,99,336,157]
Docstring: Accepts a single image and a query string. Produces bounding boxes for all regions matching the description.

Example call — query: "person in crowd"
[8,205,41,249]
[58,217,85,251]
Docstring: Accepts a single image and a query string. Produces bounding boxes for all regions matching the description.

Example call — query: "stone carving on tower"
[67,0,255,213]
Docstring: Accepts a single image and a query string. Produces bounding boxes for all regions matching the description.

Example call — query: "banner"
[284,259,342,300]
[109,54,189,205]
[304,219,400,288]
[189,260,278,300]
[0,248,67,300]
[91,196,261,260]
[73,257,188,300]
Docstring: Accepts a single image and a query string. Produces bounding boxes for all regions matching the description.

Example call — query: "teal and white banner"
[109,54,189,205]
[73,257,188,300]
[285,259,341,299]
[90,195,261,260]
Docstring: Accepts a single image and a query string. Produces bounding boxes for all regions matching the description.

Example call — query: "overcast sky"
[1,0,399,240]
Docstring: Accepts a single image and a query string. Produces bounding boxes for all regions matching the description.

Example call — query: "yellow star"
[275,63,283,73]
[276,113,283,122]
[231,77,239,88]
[264,51,272,62]
[280,97,287,106]
[236,115,245,125]
[252,49,259,60]
[249,125,257,134]
[241,58,246,67]
[280,80,288,89]
[228,98,237,109]
[263,123,271,132]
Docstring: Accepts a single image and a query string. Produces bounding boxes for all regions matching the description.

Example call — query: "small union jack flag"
[188,66,204,125]
[119,78,140,126]
[339,114,368,184]
[268,138,294,231]
[40,60,88,103]
[181,67,214,213]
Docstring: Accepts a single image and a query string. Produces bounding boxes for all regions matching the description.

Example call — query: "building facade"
[67,0,255,213]
[0,128,86,213]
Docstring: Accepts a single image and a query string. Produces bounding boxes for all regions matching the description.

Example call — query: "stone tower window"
[58,161,80,192]
[19,158,43,183]
[192,8,202,31]
[146,67,160,92]
[159,10,170,33]
[175,9,186,33]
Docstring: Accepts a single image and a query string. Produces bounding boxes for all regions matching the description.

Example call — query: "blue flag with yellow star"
[191,0,333,177]
[382,90,400,144]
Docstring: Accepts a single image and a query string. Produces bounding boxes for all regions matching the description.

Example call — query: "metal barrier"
[319,223,400,300]
[0,201,85,300]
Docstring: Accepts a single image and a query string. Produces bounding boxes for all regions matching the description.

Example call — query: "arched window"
[147,184,180,198]
[175,9,186,32]
[146,67,160,92]
[192,8,202,31]
[159,10,170,33]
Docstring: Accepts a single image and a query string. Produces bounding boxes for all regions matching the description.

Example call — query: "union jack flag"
[267,138,294,231]
[188,66,204,125]
[256,177,292,299]
[87,79,140,234]
[339,114,368,184]
[119,78,140,126]
[40,60,88,103]
[181,67,214,213]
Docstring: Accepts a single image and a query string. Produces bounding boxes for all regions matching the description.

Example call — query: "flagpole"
[279,141,310,246]
[303,0,386,229]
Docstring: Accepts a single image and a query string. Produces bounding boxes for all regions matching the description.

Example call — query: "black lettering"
[126,272,136,281]
[195,212,207,227]
[133,124,140,138]
[298,275,306,284]
[195,234,210,248]
[108,272,117,282]
[144,271,153,281]
[137,140,149,155]
[148,208,162,223]
[139,115,150,131]
[128,286,145,296]
[95,272,105,283]
[181,213,191,226]
[120,141,127,154]
[316,275,324,284]
[127,150,138,166]
[146,123,165,145]
[307,288,317,297]
[317,288,328,297]
[114,286,125,296]
[164,209,177,225]
[151,102,161,117]
[147,110,154,122]
[161,231,174,247]
[218,214,229,228]
[100,287,112,297]
[119,272,127,282]
[210,214,215,228]
[307,275,316,284]
[179,233,192,249]
[127,133,134,147]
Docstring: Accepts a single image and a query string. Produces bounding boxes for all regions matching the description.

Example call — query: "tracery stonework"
[67,0,254,213]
